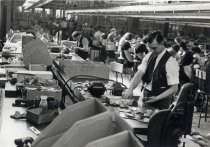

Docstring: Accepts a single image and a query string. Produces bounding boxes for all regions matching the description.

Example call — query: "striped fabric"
[22,38,53,69]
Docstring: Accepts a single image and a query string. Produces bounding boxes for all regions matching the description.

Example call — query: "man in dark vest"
[72,31,90,60]
[123,31,179,110]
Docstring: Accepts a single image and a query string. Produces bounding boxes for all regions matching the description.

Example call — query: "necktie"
[144,53,157,84]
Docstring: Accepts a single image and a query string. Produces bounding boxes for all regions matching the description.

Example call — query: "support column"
[42,8,45,18]
[163,22,169,37]
[50,7,56,19]
[127,17,139,33]
[5,0,12,33]
[60,9,62,18]
[53,8,56,18]
[90,15,98,26]
[0,0,2,40]
[0,0,2,31]
[63,8,65,18]
[22,6,25,13]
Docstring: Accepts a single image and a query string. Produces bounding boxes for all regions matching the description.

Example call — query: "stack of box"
[32,99,107,147]
[16,70,53,82]
[23,79,62,103]
[59,60,110,79]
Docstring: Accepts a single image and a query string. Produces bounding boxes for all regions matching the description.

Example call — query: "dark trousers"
[143,89,171,110]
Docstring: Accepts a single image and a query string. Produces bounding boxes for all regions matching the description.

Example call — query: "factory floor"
[109,71,210,137]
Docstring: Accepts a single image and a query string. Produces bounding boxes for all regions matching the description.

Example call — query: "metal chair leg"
[120,73,123,84]
[205,95,209,122]
[115,72,118,82]
[198,93,204,128]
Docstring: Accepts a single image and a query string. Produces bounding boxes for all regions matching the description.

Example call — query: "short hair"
[72,31,80,38]
[194,42,199,46]
[110,28,116,33]
[191,46,201,54]
[125,33,133,41]
[147,31,164,44]
[142,36,148,44]
[172,44,180,53]
[180,41,187,51]
[174,37,181,44]
[101,33,107,39]
[135,44,148,54]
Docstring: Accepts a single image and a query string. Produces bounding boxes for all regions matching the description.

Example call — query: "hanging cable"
[61,74,128,109]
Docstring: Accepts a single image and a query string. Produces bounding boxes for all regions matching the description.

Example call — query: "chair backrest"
[90,49,100,61]
[195,68,208,92]
[147,109,171,147]
[145,83,194,147]
[161,83,195,147]
[171,83,195,133]
[109,62,124,74]
[195,69,206,80]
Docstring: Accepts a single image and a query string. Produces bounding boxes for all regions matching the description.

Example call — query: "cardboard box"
[27,108,59,124]
[52,112,132,147]
[32,99,107,147]
[59,60,110,79]
[16,70,53,82]
[85,131,144,147]
[26,89,62,104]
[0,68,7,77]
[5,82,17,97]
[29,63,47,71]
[0,77,8,88]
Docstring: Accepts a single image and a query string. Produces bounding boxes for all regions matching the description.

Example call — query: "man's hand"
[123,89,133,99]
[143,96,159,104]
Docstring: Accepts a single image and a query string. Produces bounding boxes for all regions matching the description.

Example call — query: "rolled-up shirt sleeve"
[166,57,180,85]
[137,52,152,73]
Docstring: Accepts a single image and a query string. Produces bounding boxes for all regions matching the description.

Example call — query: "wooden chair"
[90,49,100,61]
[117,58,135,81]
[109,62,124,84]
[195,68,210,127]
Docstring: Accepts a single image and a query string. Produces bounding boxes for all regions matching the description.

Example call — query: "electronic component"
[29,126,40,135]
[14,137,34,147]
[50,47,61,53]
[12,98,40,108]
[88,81,106,97]
[111,82,125,96]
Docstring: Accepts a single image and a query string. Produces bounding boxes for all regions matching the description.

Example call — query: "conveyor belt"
[51,60,86,108]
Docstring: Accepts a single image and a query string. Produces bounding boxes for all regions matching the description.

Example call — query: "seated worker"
[134,43,149,62]
[167,44,180,60]
[72,31,90,60]
[90,39,107,62]
[191,46,202,66]
[107,28,117,51]
[118,32,131,53]
[119,33,134,68]
[179,41,194,84]
[123,31,179,110]
[133,43,149,72]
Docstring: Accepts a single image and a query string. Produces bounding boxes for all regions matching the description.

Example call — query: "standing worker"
[72,31,90,60]
[123,31,179,110]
